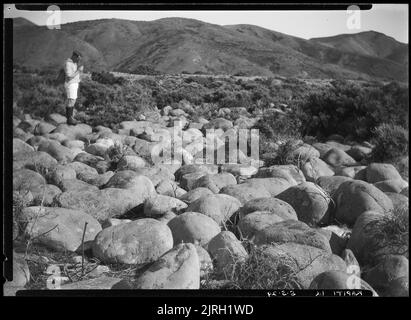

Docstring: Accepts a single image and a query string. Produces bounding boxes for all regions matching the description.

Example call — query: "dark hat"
[72,50,82,57]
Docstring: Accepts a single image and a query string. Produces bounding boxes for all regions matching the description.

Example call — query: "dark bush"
[371,123,409,162]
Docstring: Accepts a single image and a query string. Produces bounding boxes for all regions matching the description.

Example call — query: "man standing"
[64,50,84,125]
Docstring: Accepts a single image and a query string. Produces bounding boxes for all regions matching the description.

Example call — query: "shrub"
[371,123,409,162]
[128,64,161,75]
[91,71,125,85]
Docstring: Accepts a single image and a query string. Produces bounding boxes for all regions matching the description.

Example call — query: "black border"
[2,3,409,314]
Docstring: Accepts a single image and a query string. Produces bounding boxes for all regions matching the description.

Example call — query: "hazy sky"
[5,4,409,43]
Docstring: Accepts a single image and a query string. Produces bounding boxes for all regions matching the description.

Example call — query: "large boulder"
[254,220,332,252]
[385,192,409,212]
[167,212,221,246]
[13,151,58,172]
[21,207,101,252]
[334,166,367,180]
[135,243,200,289]
[240,197,298,220]
[301,158,334,182]
[237,211,285,239]
[92,219,173,265]
[334,180,394,226]
[322,148,356,167]
[316,176,352,197]
[45,165,77,186]
[13,138,34,154]
[178,187,214,204]
[276,182,332,226]
[56,187,151,222]
[366,163,403,183]
[347,211,407,266]
[192,173,237,193]
[144,195,187,218]
[186,194,241,225]
[374,179,408,193]
[261,243,347,289]
[244,177,294,197]
[207,231,248,274]
[362,255,409,297]
[52,123,93,141]
[103,170,155,195]
[254,165,305,185]
[37,140,75,163]
[219,183,272,205]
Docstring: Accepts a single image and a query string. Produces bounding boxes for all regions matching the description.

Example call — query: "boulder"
[155,179,186,198]
[117,155,146,171]
[219,182,272,205]
[238,211,285,239]
[366,163,402,183]
[254,220,332,252]
[37,140,75,163]
[21,207,101,252]
[253,164,305,185]
[363,255,409,296]
[57,187,151,222]
[178,187,214,204]
[276,182,332,226]
[103,170,156,196]
[383,276,409,297]
[334,180,394,226]
[92,218,173,265]
[346,145,373,161]
[207,231,248,274]
[347,211,407,266]
[13,138,34,154]
[144,195,188,218]
[244,177,294,197]
[316,176,352,197]
[135,243,200,289]
[13,151,58,172]
[45,165,77,186]
[261,243,347,289]
[193,173,237,193]
[374,179,408,193]
[195,244,213,277]
[167,212,221,246]
[334,166,367,180]
[385,192,409,211]
[186,194,241,225]
[322,148,357,167]
[240,197,298,221]
[301,158,334,182]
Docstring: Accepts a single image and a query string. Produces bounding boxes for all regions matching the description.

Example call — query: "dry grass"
[201,241,301,290]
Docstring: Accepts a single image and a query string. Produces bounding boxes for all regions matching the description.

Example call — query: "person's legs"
[66,98,78,125]
[65,82,79,125]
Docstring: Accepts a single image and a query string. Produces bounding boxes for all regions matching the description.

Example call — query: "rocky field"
[7,72,409,296]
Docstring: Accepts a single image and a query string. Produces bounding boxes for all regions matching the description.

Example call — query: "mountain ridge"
[12,17,408,81]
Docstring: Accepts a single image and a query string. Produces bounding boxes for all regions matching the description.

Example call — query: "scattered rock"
[92,218,173,265]
[276,182,332,226]
[167,212,221,246]
[135,243,200,289]
[334,180,394,226]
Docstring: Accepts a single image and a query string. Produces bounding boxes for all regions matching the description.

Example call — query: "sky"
[4,4,409,43]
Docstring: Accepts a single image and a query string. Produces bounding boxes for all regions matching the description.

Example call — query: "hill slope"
[12,17,408,81]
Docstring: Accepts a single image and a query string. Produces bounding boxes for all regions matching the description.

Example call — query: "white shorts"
[65,82,79,100]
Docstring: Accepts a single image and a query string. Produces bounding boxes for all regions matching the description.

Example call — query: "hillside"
[12,17,408,81]
[311,31,408,65]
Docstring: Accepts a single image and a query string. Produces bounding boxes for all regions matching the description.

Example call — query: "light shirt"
[64,58,81,85]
